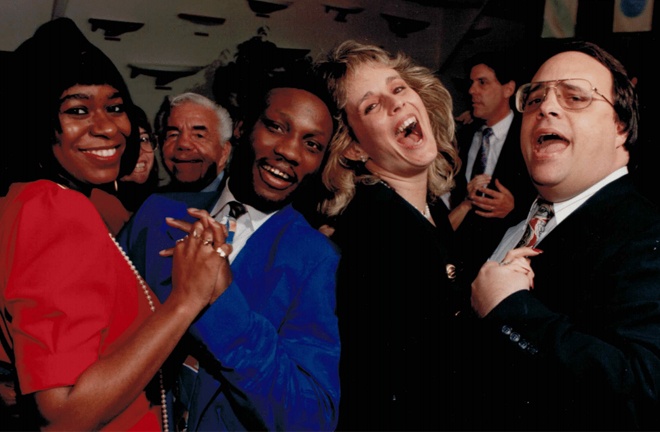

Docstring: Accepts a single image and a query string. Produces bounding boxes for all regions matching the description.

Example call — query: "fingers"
[169,224,233,310]
[467,175,491,196]
[189,219,206,240]
[503,247,543,262]
[501,259,536,289]
[187,207,212,219]
[205,215,227,244]
[472,260,532,317]
[187,208,214,230]
[215,243,233,260]
[493,178,511,193]
[165,207,216,237]
[160,208,230,256]
[498,247,542,288]
[471,174,491,184]
[165,217,193,234]
[160,212,231,257]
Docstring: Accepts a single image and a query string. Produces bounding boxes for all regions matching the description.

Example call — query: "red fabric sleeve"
[5,182,118,394]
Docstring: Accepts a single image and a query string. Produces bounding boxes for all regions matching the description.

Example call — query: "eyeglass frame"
[139,133,158,152]
[515,78,615,114]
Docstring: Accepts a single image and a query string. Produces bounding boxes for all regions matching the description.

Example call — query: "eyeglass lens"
[518,79,594,113]
[139,135,157,151]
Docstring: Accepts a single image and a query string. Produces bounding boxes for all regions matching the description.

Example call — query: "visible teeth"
[264,165,290,180]
[396,117,418,136]
[83,148,117,157]
[537,134,562,144]
[134,162,146,170]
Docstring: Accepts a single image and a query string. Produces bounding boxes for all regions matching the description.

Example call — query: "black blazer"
[451,115,537,281]
[330,181,465,431]
[464,176,660,430]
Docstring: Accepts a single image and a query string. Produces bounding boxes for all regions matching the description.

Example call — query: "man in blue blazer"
[119,72,340,431]
[467,41,660,430]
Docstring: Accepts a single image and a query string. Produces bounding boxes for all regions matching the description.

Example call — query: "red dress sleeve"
[4,181,120,394]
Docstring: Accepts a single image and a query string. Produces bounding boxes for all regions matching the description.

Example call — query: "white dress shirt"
[489,166,629,262]
[465,110,514,180]
[210,179,275,263]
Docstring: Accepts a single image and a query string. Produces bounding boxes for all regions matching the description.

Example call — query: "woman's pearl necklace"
[108,233,169,432]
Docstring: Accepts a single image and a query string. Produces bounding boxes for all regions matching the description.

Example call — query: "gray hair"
[169,92,233,143]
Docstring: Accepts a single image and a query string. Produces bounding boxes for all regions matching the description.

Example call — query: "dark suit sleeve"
[485,220,660,428]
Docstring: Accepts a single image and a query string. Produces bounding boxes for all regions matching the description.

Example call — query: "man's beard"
[228,138,303,214]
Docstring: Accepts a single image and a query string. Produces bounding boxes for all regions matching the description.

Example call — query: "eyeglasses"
[515,78,615,114]
[139,134,158,152]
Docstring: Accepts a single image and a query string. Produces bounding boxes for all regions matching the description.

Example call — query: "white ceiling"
[0,0,529,119]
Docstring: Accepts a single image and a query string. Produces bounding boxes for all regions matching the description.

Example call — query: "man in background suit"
[468,40,660,430]
[118,70,340,431]
[450,51,536,281]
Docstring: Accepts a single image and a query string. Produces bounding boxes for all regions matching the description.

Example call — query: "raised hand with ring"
[159,207,230,257]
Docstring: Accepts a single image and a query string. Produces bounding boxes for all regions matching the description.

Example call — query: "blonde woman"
[316,40,466,430]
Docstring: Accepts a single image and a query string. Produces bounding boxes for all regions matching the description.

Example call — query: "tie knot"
[515,198,555,248]
[535,199,554,219]
[228,201,246,219]
[482,127,493,141]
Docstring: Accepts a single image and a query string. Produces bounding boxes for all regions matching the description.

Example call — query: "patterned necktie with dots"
[516,199,554,248]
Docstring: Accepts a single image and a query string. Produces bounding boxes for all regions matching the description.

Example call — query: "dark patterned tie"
[225,201,246,245]
[515,199,554,248]
[472,127,493,178]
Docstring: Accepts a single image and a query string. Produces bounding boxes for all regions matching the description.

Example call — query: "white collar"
[551,167,628,223]
[210,179,272,228]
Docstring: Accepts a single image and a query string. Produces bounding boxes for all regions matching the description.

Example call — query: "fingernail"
[532,248,543,253]
[188,207,199,212]
[165,217,173,221]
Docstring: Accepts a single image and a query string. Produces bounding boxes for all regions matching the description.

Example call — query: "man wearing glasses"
[461,41,660,430]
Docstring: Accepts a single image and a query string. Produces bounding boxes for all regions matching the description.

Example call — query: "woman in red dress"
[0,18,231,431]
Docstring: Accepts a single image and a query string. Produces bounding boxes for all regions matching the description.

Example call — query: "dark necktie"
[515,199,554,248]
[472,127,493,179]
[225,201,246,245]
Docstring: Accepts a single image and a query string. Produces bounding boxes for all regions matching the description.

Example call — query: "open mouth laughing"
[395,116,423,147]
[533,130,569,155]
[258,161,297,190]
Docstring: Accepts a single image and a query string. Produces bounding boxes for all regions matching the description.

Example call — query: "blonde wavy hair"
[316,40,460,217]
